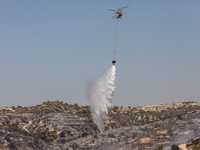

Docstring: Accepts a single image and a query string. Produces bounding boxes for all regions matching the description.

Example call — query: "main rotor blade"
[118,6,129,10]
[108,8,116,11]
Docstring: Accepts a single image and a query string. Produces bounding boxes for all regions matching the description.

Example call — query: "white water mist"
[88,65,116,132]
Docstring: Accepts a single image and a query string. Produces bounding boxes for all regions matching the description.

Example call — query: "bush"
[113,106,119,112]
[17,105,22,109]
[154,145,163,150]
[60,131,65,137]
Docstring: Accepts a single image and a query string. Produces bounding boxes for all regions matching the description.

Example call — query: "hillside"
[0,101,200,149]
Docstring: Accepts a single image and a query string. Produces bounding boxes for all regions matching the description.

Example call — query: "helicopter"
[109,6,129,65]
[108,6,129,19]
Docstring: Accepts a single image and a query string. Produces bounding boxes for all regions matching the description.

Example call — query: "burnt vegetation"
[0,101,199,149]
[105,102,200,130]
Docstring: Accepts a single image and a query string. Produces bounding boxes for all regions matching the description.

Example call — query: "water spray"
[88,66,116,132]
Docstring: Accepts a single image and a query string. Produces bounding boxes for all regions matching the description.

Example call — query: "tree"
[17,105,22,109]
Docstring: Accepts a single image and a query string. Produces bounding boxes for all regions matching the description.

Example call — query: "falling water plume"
[88,65,116,132]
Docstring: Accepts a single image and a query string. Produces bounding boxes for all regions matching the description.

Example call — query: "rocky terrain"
[0,101,200,150]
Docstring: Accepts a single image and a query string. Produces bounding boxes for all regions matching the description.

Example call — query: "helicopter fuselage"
[116,11,122,18]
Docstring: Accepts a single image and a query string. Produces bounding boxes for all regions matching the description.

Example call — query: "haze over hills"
[0,101,200,149]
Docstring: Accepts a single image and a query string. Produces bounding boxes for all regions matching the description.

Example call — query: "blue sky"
[0,0,200,107]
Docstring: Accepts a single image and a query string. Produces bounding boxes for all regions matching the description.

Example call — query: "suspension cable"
[113,19,119,61]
